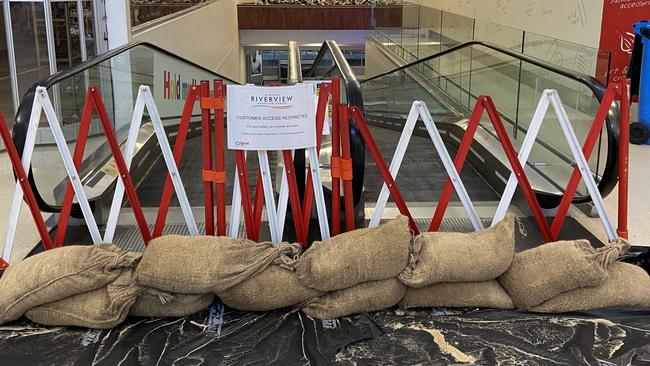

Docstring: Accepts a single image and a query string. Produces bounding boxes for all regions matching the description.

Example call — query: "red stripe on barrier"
[429,96,551,242]
[0,113,54,252]
[429,99,485,232]
[235,151,256,239]
[200,81,215,236]
[282,150,306,244]
[90,88,152,244]
[153,85,200,238]
[252,172,265,241]
[55,90,95,246]
[549,84,619,240]
[214,80,227,236]
[348,106,419,234]
[302,82,331,235]
[330,78,342,236]
[0,258,8,270]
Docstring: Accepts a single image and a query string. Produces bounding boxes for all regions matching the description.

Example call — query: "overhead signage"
[227,84,316,150]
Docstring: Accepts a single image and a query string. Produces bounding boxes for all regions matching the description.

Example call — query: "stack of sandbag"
[297,216,413,319]
[136,235,318,312]
[0,244,142,328]
[497,238,650,312]
[398,214,516,310]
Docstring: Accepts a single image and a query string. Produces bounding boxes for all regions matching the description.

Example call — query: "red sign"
[597,1,650,84]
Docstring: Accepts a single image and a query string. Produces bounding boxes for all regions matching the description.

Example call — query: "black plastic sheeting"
[2,251,650,365]
[2,304,650,365]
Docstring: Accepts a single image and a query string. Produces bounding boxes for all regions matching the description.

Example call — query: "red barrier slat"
[152,86,200,238]
[349,106,419,234]
[214,80,227,236]
[429,100,486,232]
[282,150,306,244]
[339,105,355,231]
[235,150,256,239]
[0,113,53,252]
[482,97,552,242]
[91,88,152,243]
[549,85,618,239]
[54,91,94,246]
[617,82,630,239]
[252,172,265,241]
[200,81,215,236]
[330,78,342,236]
[302,83,331,234]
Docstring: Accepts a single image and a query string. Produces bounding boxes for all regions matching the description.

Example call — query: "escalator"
[356,37,618,210]
[12,36,619,251]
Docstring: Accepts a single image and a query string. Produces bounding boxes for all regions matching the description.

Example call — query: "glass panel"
[417,6,441,58]
[361,43,610,198]
[28,45,230,206]
[0,6,15,117]
[51,1,83,70]
[80,0,97,58]
[10,2,50,98]
[474,20,523,52]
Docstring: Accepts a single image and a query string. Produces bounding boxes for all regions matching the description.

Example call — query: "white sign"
[227,84,316,150]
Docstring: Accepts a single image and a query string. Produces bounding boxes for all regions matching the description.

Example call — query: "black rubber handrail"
[360,39,619,207]
[306,40,366,207]
[12,41,238,213]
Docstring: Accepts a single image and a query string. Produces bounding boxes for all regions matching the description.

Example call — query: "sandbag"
[25,269,141,329]
[301,278,406,320]
[399,214,515,288]
[217,265,322,311]
[136,235,302,294]
[400,280,514,309]
[531,262,650,313]
[129,289,214,318]
[0,244,140,325]
[498,239,630,309]
[296,216,412,292]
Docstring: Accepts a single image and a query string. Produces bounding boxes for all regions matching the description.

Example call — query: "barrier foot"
[0,258,8,270]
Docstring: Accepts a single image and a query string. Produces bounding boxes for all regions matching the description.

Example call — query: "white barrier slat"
[369,100,482,231]
[308,146,330,239]
[492,93,550,225]
[2,92,44,262]
[548,90,617,242]
[37,87,102,243]
[104,86,198,242]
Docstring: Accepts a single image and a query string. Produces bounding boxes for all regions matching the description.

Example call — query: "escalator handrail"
[12,41,239,213]
[305,40,366,207]
[361,38,619,205]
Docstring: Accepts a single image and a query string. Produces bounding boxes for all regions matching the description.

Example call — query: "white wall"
[408,0,605,48]
[132,0,244,83]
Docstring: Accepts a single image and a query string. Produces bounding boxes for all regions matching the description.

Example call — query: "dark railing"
[305,40,366,207]
[12,41,237,213]
[362,39,619,206]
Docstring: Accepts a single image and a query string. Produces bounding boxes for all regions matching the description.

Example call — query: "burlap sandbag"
[301,278,406,319]
[25,269,141,329]
[217,265,322,311]
[0,244,141,325]
[129,289,214,318]
[399,214,515,288]
[136,235,302,294]
[531,262,650,313]
[400,280,514,309]
[498,239,630,309]
[296,216,412,292]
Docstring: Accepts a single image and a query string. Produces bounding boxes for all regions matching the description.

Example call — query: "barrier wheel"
[630,122,649,145]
